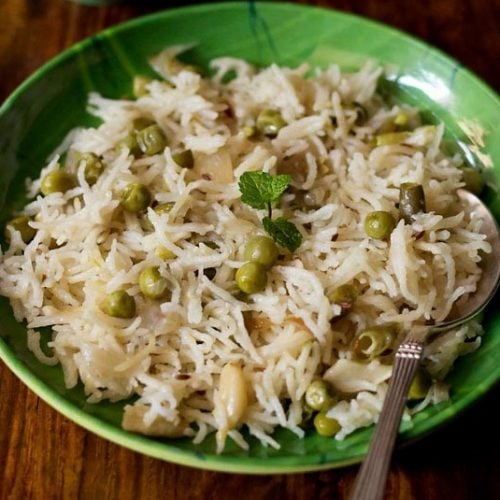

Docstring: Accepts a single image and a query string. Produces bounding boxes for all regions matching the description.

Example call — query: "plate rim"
[0,1,499,474]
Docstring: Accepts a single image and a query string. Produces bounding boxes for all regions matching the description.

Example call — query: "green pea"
[120,132,142,157]
[399,183,426,224]
[78,153,104,186]
[375,131,410,146]
[172,149,194,169]
[305,380,334,412]
[235,262,267,294]
[120,183,152,213]
[155,245,176,260]
[292,190,318,210]
[393,112,409,127]
[256,109,286,137]
[139,266,170,300]
[142,203,174,231]
[353,324,396,359]
[40,169,75,195]
[227,283,247,301]
[133,117,155,131]
[136,124,167,156]
[244,236,278,268]
[101,290,136,318]
[364,211,396,239]
[461,167,484,195]
[408,368,431,401]
[133,75,152,98]
[313,413,341,437]
[5,215,36,244]
[328,284,358,312]
[242,125,257,139]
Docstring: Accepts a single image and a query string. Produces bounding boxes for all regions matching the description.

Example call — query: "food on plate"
[0,47,491,453]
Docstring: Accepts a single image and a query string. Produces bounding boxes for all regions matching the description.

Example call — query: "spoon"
[350,188,500,500]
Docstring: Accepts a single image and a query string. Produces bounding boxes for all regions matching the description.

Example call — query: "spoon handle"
[350,340,423,500]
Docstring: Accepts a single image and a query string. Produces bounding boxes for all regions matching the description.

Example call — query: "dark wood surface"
[0,1,498,499]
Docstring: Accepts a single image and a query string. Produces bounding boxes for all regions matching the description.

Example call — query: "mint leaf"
[239,171,291,210]
[262,216,303,252]
[239,172,302,253]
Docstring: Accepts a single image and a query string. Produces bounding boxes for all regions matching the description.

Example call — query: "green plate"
[0,2,499,474]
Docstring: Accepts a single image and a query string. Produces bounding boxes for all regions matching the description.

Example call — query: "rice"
[0,50,491,453]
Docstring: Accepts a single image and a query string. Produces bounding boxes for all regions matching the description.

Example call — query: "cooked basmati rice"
[0,50,491,453]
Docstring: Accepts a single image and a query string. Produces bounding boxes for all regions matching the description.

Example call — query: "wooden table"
[0,1,498,498]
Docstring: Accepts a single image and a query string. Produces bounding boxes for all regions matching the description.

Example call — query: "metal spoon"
[350,188,500,500]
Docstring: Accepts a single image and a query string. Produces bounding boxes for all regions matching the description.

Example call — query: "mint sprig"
[239,171,291,212]
[262,217,302,252]
[238,171,303,252]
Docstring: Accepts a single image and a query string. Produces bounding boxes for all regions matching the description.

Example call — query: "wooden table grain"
[0,1,498,499]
